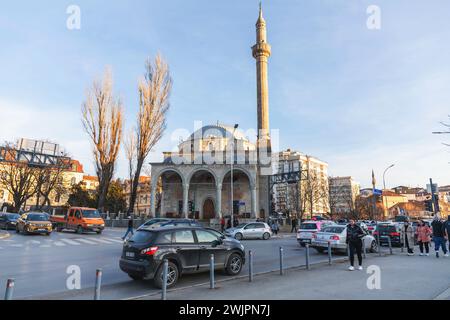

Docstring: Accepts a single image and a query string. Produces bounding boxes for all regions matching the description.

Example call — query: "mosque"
[149,5,273,221]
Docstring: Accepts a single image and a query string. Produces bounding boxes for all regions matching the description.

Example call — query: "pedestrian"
[445,215,450,253]
[403,220,415,256]
[291,217,298,233]
[226,218,232,230]
[416,220,432,256]
[431,213,448,258]
[346,219,367,271]
[122,216,134,240]
[233,216,239,227]
[220,216,226,232]
[271,220,279,236]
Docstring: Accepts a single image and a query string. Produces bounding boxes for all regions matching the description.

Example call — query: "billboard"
[18,139,60,156]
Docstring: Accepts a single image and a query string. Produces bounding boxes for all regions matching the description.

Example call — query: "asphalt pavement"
[1,228,337,300]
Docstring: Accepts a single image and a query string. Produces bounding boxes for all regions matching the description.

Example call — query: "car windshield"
[322,226,345,233]
[234,224,247,229]
[27,214,49,221]
[300,223,317,230]
[129,230,156,243]
[6,214,19,220]
[144,219,168,226]
[82,210,101,218]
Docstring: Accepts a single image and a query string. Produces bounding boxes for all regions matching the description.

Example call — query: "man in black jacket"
[346,220,367,271]
[431,214,448,258]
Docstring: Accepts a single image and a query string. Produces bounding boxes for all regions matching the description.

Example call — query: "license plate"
[38,229,46,232]
[126,252,135,258]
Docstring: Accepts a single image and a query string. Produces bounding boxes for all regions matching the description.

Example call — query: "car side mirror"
[211,239,222,247]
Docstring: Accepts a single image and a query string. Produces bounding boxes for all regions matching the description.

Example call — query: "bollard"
[305,244,310,270]
[327,241,332,265]
[388,236,393,255]
[279,247,284,275]
[362,238,367,258]
[376,223,381,257]
[94,269,102,300]
[401,231,405,253]
[161,259,168,300]
[248,250,253,282]
[4,279,14,300]
[210,254,215,289]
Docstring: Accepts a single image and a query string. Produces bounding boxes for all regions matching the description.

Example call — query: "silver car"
[224,222,272,240]
[311,224,378,254]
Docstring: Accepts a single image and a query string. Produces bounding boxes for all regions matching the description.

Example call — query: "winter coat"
[346,224,366,243]
[402,224,415,246]
[416,225,432,243]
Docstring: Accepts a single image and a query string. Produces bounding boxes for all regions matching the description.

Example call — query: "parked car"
[311,224,378,254]
[0,213,20,230]
[16,212,53,235]
[373,223,403,247]
[119,226,245,288]
[224,222,272,240]
[297,220,334,246]
[50,207,105,234]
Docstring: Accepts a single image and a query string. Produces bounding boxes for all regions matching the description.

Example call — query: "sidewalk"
[139,253,450,300]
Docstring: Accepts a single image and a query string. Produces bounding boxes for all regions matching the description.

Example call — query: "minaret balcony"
[252,43,271,58]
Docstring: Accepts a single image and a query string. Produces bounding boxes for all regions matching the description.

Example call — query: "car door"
[253,223,267,238]
[195,229,228,270]
[243,223,257,239]
[173,229,200,272]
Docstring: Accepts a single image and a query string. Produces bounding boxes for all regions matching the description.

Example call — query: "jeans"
[123,227,134,240]
[433,237,448,254]
[418,241,429,254]
[348,240,363,267]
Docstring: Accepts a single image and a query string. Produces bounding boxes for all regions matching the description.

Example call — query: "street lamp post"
[382,164,395,219]
[230,124,239,228]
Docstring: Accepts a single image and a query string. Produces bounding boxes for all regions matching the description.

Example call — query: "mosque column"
[182,183,189,219]
[216,183,222,219]
[251,185,258,218]
[150,184,156,218]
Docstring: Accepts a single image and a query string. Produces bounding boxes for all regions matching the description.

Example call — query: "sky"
[1,0,450,189]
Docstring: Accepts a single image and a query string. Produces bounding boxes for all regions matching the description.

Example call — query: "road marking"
[60,239,81,245]
[27,240,41,245]
[73,238,98,245]
[103,238,124,243]
[89,238,116,244]
[39,245,51,248]
[54,241,66,246]
[434,287,450,300]
[10,244,23,247]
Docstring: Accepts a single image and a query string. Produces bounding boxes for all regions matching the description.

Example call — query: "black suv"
[119,226,245,288]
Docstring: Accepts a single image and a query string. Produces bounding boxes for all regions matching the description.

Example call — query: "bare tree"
[127,54,172,215]
[82,68,124,212]
[297,171,329,221]
[0,144,39,212]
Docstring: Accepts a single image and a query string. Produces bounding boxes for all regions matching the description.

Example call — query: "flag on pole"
[371,170,376,188]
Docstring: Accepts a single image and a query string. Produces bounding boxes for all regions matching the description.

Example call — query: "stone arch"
[186,167,219,186]
[220,167,255,189]
[200,196,216,220]
[152,167,186,188]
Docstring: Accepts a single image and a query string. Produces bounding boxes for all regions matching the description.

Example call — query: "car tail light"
[141,246,159,256]
[373,231,379,236]
[389,232,400,237]
[330,235,340,241]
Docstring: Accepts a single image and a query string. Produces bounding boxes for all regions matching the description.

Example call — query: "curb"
[0,231,11,240]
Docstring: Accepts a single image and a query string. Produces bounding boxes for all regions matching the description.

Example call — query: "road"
[0,228,345,300]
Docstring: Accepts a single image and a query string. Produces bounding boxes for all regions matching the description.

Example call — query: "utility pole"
[429,178,439,215]
[230,124,239,228]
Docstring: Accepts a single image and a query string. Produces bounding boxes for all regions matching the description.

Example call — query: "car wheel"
[262,232,270,240]
[370,241,378,253]
[76,226,83,234]
[154,261,179,289]
[16,226,20,233]
[46,232,51,236]
[315,247,325,254]
[300,243,306,248]
[128,274,144,281]
[96,230,102,235]
[225,253,243,275]
[234,233,243,241]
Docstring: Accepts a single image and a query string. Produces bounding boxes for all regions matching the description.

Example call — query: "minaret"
[252,2,272,150]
